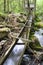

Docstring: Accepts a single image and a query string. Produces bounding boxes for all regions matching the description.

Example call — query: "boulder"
[29,36,41,50]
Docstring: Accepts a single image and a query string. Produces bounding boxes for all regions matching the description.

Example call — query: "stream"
[21,28,43,65]
[34,28,43,47]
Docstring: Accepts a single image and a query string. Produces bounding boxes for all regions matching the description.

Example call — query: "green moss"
[30,35,35,40]
[34,22,43,28]
[0,12,7,17]
[29,36,41,50]
[33,27,39,31]
[17,16,27,23]
[0,12,8,22]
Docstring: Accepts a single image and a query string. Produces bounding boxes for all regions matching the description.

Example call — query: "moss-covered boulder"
[29,36,41,50]
[34,22,43,28]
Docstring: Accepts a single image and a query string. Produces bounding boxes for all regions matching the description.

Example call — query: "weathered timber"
[0,27,10,39]
[0,39,16,65]
[1,14,33,65]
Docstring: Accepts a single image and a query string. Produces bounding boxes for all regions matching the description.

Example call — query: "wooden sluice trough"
[0,15,33,65]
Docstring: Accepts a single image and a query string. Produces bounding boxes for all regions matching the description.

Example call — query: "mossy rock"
[29,36,41,50]
[33,27,39,31]
[34,22,43,28]
[0,27,10,39]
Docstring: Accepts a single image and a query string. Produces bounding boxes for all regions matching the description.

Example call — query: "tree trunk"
[27,0,31,16]
[7,0,9,13]
[34,0,36,12]
[4,0,6,12]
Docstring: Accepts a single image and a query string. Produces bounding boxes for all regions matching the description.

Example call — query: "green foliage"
[0,0,27,14]
[36,0,43,16]
[0,0,4,13]
[35,12,41,22]
[34,22,43,28]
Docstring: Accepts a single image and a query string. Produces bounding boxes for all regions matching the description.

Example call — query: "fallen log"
[0,27,10,39]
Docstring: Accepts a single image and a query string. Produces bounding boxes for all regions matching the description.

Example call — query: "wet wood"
[18,43,28,65]
[0,19,27,65]
[16,15,33,65]
[0,39,16,65]
[0,14,33,65]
